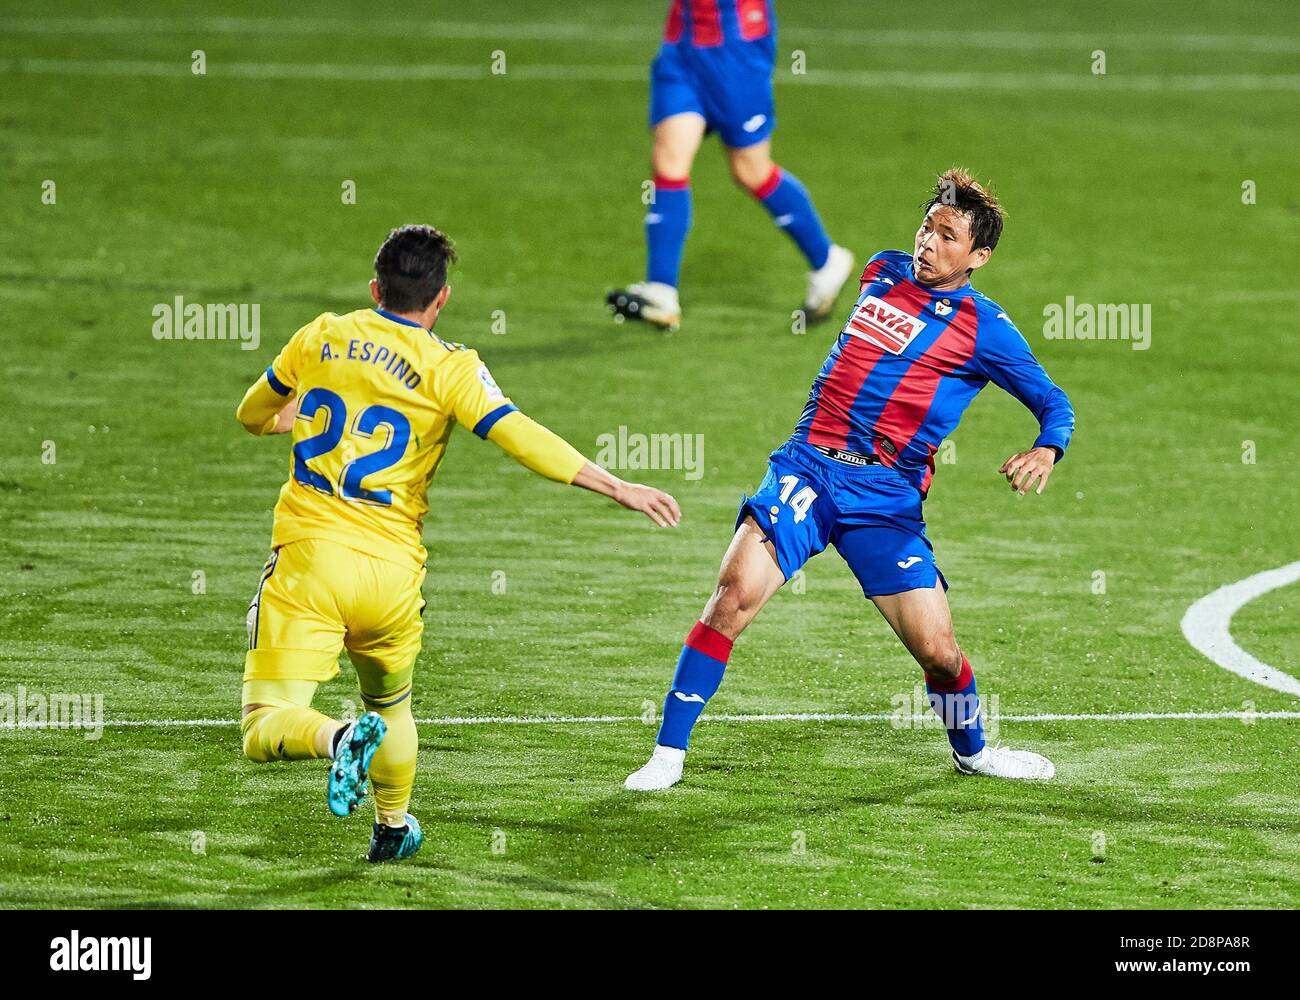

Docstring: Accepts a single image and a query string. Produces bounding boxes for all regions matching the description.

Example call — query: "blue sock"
[657,621,733,750]
[750,165,832,270]
[925,655,986,758]
[645,175,692,287]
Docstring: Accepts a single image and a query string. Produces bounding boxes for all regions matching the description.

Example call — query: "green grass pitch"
[1,0,1298,909]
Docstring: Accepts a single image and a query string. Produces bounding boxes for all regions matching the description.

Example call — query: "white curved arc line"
[1181,560,1300,697]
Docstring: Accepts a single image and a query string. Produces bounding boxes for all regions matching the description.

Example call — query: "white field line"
[1182,560,1300,697]
[2,58,1299,92]
[2,710,1298,731]
[1,17,1298,53]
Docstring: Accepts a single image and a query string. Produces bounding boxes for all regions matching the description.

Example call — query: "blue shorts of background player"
[736,440,949,597]
[649,40,775,148]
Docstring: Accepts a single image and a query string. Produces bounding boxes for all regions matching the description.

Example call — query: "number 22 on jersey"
[292,387,411,506]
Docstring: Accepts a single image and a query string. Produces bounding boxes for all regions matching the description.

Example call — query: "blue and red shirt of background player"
[663,0,774,47]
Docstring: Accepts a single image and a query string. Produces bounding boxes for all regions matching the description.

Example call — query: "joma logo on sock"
[595,426,705,481]
[50,931,152,980]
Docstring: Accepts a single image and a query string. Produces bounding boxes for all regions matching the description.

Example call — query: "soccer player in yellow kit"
[236,225,680,862]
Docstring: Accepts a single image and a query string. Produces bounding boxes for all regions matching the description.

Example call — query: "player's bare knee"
[728,154,769,191]
[651,143,691,182]
[702,582,739,627]
[703,578,757,634]
[917,643,963,681]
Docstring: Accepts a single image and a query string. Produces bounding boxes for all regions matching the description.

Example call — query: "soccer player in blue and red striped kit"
[626,169,1076,789]
[606,0,856,331]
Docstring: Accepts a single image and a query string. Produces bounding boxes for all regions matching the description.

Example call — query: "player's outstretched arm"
[974,316,1075,496]
[486,410,680,527]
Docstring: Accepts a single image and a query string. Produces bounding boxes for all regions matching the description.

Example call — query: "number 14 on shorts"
[778,475,817,523]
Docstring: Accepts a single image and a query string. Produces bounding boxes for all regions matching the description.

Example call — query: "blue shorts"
[649,41,775,148]
[736,440,948,598]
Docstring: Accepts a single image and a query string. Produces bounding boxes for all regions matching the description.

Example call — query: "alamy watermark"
[1,686,104,740]
[891,685,1000,742]
[50,932,150,980]
[595,426,704,481]
[151,296,261,350]
[1043,297,1150,351]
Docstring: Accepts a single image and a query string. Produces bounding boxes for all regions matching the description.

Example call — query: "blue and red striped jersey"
[663,0,774,47]
[792,250,1075,495]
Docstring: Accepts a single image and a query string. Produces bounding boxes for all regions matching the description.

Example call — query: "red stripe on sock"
[685,621,733,662]
[749,165,783,200]
[926,654,973,693]
[654,174,691,191]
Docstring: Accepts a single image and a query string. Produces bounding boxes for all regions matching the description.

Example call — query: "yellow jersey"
[236,307,585,570]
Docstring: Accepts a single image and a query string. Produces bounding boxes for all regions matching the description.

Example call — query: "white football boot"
[801,244,855,322]
[953,743,1055,780]
[624,744,686,791]
[605,281,681,331]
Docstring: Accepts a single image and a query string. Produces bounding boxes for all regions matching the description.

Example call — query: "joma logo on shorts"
[844,296,926,354]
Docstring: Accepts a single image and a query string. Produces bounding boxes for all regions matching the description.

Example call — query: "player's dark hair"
[374,224,458,312]
[923,169,1004,251]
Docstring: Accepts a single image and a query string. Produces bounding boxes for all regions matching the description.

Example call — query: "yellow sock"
[241,704,337,762]
[364,689,418,826]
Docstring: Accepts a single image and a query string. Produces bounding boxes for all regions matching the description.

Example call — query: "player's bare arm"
[477,404,681,528]
[572,462,681,528]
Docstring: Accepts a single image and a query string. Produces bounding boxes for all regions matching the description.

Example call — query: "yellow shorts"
[243,537,426,699]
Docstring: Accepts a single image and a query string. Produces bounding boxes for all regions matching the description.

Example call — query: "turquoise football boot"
[367,813,424,863]
[328,712,386,817]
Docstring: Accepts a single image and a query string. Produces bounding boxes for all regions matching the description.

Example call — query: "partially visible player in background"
[606,0,855,331]
[236,225,680,862]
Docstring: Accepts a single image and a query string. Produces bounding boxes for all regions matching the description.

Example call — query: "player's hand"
[997,446,1057,495]
[270,399,298,434]
[615,482,682,528]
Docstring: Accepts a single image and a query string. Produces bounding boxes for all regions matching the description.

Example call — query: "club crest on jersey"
[935,299,952,316]
[843,296,927,354]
